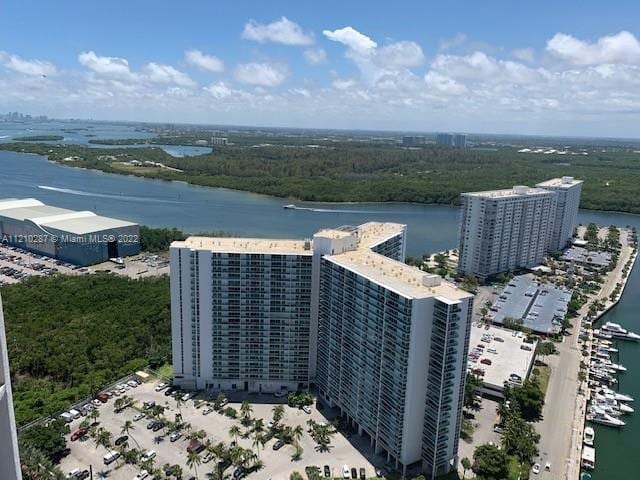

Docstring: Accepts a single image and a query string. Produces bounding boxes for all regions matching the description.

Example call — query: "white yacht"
[587,407,626,427]
[583,426,595,446]
[593,329,613,340]
[282,204,297,209]
[601,322,640,341]
[595,386,634,403]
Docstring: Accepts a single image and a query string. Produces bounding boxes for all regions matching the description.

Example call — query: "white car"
[202,406,214,415]
[302,405,312,414]
[141,450,156,462]
[342,465,350,479]
[134,471,149,480]
[532,463,540,475]
[545,462,551,471]
[181,393,192,401]
[155,382,168,392]
[133,413,145,422]
[128,380,139,388]
[169,431,182,442]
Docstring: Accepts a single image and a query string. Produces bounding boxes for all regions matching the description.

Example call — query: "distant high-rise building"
[436,133,454,146]
[453,134,466,148]
[535,177,583,252]
[402,135,426,146]
[0,295,22,480]
[171,221,472,476]
[458,177,583,280]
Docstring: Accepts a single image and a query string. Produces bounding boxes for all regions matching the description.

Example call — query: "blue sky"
[2,0,640,137]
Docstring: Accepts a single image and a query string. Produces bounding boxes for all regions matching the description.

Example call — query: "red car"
[70,428,87,442]
[96,393,109,403]
[480,358,492,366]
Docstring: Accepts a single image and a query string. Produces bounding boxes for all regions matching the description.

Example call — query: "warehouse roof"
[0,198,137,235]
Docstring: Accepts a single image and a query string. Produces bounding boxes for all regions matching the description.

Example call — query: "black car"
[359,468,366,480]
[272,440,285,450]
[114,435,128,446]
[152,422,163,432]
[164,388,176,397]
[77,470,90,480]
[351,467,357,479]
[324,465,331,478]
[233,467,245,479]
[218,459,231,471]
[263,431,274,442]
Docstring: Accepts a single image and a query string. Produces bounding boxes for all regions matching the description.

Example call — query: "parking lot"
[457,398,502,470]
[92,254,169,279]
[0,244,82,285]
[59,379,384,480]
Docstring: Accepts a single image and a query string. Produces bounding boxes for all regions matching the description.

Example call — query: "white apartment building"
[1,294,22,480]
[171,221,472,476]
[458,177,583,280]
[536,177,583,252]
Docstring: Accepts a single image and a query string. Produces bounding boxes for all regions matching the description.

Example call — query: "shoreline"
[567,230,638,480]
[10,151,640,218]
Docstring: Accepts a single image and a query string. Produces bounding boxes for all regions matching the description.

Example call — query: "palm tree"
[252,434,263,458]
[461,457,472,479]
[187,450,202,479]
[229,425,241,443]
[175,395,185,415]
[93,427,112,452]
[253,418,264,432]
[88,407,100,425]
[121,420,140,448]
[240,401,253,424]
[272,404,285,426]
[292,425,304,444]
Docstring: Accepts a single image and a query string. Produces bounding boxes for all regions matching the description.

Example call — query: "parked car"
[233,467,244,479]
[181,393,192,401]
[141,450,156,462]
[155,382,168,392]
[143,400,156,410]
[532,463,541,474]
[342,465,350,479]
[202,406,214,415]
[351,467,357,479]
[152,422,163,432]
[359,468,366,480]
[272,440,285,451]
[302,405,312,414]
[133,412,145,421]
[96,393,109,403]
[134,470,149,480]
[128,380,139,388]
[203,453,214,464]
[324,465,331,478]
[114,435,128,446]
[480,358,492,365]
[70,428,87,442]
[187,440,205,454]
[164,388,176,397]
[103,451,120,465]
[170,431,182,442]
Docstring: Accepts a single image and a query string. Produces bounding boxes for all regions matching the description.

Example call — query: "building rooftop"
[0,198,137,235]
[462,186,554,199]
[468,323,536,393]
[561,246,611,267]
[176,237,313,255]
[325,249,471,301]
[314,228,354,240]
[357,222,406,249]
[536,176,583,189]
[490,274,572,334]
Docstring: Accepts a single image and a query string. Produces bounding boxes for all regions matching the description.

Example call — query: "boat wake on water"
[283,204,409,215]
[38,185,184,204]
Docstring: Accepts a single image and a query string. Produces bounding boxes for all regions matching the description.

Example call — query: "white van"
[69,409,82,419]
[60,412,74,423]
[103,450,120,465]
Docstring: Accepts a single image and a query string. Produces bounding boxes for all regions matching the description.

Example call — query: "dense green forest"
[140,225,231,252]
[1,274,171,425]
[3,140,640,213]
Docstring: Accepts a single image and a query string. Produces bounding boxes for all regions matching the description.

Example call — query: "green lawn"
[533,365,552,397]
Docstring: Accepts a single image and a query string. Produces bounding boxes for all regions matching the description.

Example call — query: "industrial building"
[1,294,22,480]
[0,198,140,266]
[171,222,472,477]
[458,177,583,281]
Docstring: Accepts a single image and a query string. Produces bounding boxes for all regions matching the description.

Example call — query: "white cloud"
[439,33,467,51]
[513,48,535,63]
[185,49,224,72]
[78,51,136,81]
[242,17,314,46]
[323,27,377,55]
[376,41,424,68]
[143,62,195,87]
[304,48,327,65]
[205,81,232,99]
[332,78,357,90]
[235,62,287,87]
[424,71,467,95]
[1,53,57,76]
[547,31,640,65]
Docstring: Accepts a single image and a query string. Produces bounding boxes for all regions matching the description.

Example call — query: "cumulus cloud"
[79,51,136,81]
[234,62,287,87]
[431,51,499,80]
[242,17,314,45]
[513,47,535,63]
[205,81,233,99]
[304,48,327,65]
[1,53,57,76]
[547,30,640,65]
[376,41,424,68]
[323,27,377,55]
[424,71,467,95]
[144,62,195,87]
[332,78,358,90]
[185,49,224,72]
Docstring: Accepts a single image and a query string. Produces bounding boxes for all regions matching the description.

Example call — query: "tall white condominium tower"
[1,294,22,480]
[535,176,583,252]
[171,222,472,476]
[458,185,558,280]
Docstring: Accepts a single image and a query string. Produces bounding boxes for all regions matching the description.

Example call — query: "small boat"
[282,204,296,209]
[581,445,596,470]
[593,329,613,340]
[583,426,595,446]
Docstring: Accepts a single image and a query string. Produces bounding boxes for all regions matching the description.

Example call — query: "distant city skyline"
[1,1,640,137]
